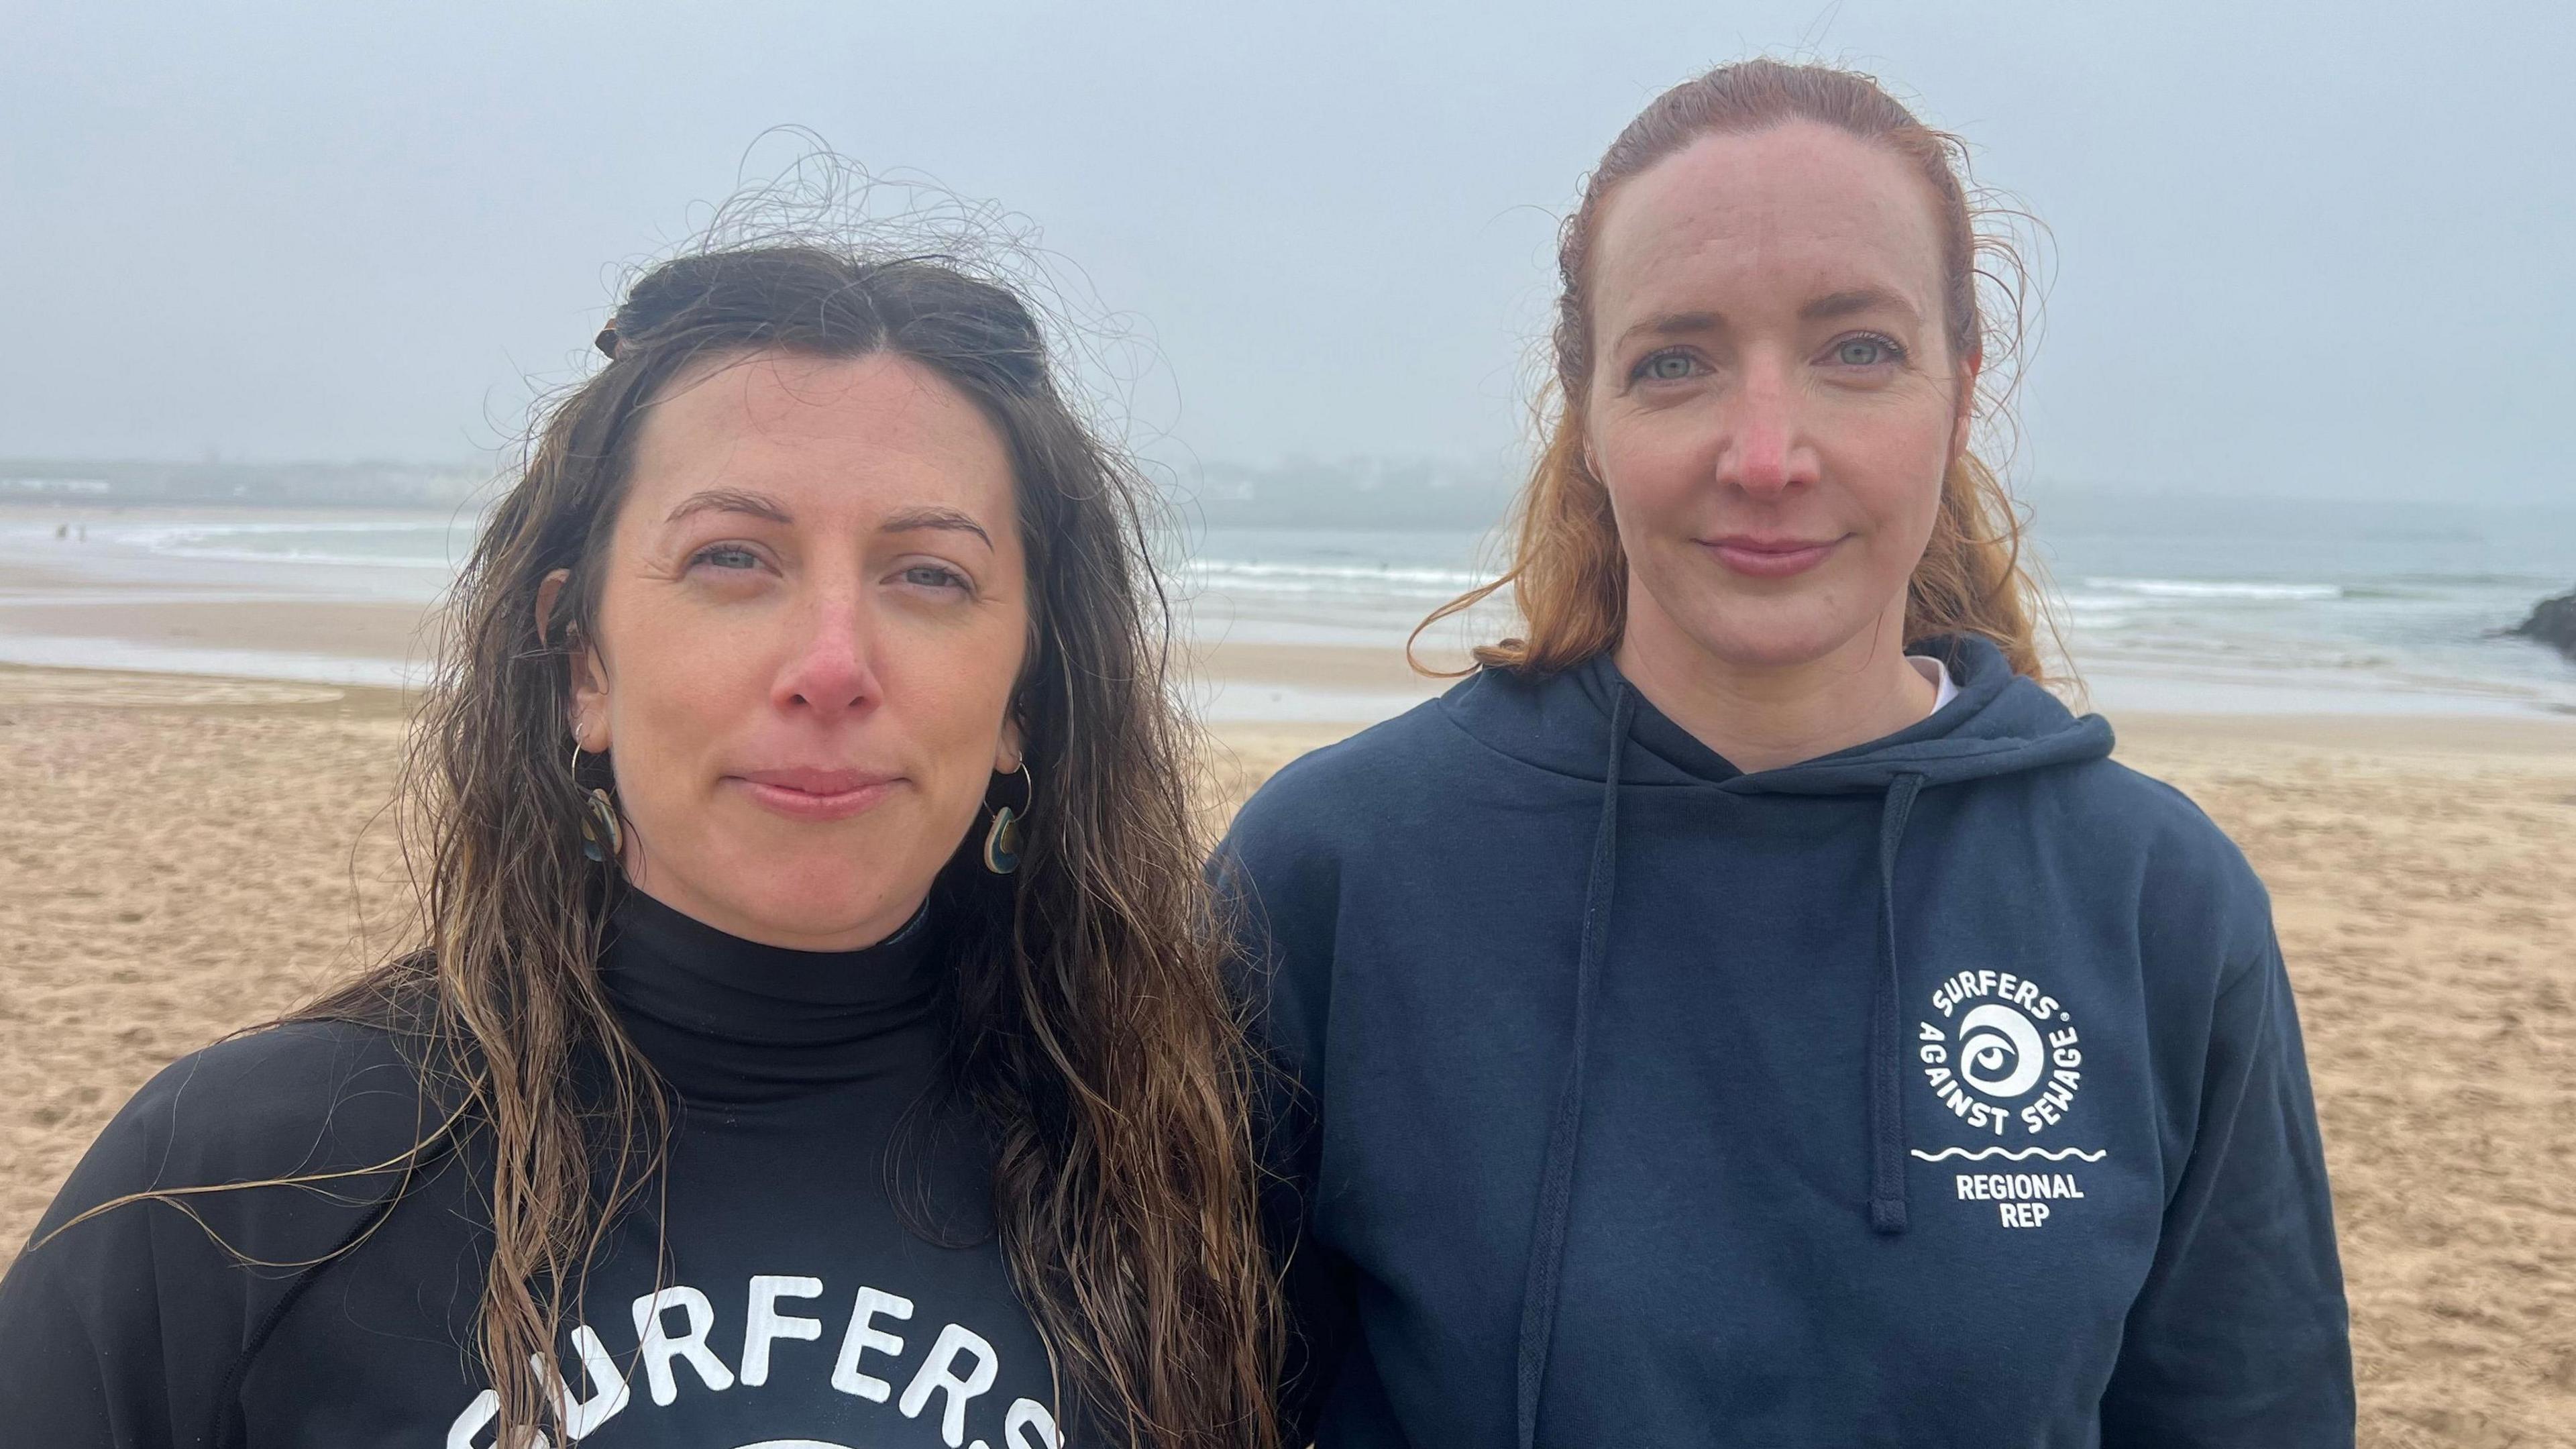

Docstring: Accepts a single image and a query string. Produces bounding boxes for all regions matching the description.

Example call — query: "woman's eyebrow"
[664,488,792,525]
[881,505,994,550]
[1614,311,1725,351]
[1800,287,1919,325]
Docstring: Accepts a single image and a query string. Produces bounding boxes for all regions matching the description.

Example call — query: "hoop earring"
[570,734,622,864]
[982,763,1033,875]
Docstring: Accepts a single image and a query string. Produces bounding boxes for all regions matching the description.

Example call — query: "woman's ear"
[993,710,1025,777]
[535,568,612,752]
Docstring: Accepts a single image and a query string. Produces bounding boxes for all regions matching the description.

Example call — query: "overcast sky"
[3,0,2570,503]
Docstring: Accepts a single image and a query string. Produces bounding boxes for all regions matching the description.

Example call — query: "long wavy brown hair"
[1419,58,2054,678]
[297,243,1281,1446]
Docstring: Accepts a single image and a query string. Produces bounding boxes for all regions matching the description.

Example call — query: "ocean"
[1184,491,2576,716]
[3,494,2573,719]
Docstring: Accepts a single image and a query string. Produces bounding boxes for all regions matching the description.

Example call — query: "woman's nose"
[771,588,882,718]
[1716,362,1819,498]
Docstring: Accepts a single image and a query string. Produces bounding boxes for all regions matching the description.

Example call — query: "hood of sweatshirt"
[1449,633,2113,796]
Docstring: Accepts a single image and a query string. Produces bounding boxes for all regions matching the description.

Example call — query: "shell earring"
[570,732,621,864]
[982,763,1033,875]
[580,787,623,864]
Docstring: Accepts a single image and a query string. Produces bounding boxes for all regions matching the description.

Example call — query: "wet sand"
[0,663,2569,1446]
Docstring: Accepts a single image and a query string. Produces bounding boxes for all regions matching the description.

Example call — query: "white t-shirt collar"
[1907,654,1960,715]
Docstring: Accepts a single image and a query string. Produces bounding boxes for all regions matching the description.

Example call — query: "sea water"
[3,494,2571,718]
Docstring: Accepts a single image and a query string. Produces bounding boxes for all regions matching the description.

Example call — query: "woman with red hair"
[1228,59,2353,1448]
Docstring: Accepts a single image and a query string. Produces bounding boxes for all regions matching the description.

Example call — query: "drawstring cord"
[1511,693,1929,1443]
[1512,682,1634,1449]
[1870,771,1927,1234]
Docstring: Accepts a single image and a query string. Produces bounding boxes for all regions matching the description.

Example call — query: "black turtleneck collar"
[597,887,948,1108]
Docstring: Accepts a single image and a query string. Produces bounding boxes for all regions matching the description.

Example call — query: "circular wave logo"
[1917,969,2083,1136]
[1954,1003,2045,1098]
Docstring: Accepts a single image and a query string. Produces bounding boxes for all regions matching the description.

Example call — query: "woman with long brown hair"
[1223,60,2352,1446]
[0,241,1282,1448]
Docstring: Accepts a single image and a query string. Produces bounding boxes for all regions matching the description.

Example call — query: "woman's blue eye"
[1833,336,1900,367]
[902,564,969,592]
[692,544,761,570]
[1642,352,1697,382]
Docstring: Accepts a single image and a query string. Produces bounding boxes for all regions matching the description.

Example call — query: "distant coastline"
[0,453,1526,530]
[1,457,491,511]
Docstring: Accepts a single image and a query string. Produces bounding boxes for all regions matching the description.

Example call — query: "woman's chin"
[1668,610,1884,676]
[635,862,930,951]
[743,886,924,949]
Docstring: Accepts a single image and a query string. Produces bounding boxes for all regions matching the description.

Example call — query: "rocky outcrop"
[2510,588,2576,661]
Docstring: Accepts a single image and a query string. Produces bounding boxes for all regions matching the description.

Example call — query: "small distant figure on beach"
[53,524,67,541]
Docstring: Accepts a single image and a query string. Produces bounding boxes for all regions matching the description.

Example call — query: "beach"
[2,661,2571,1446]
[3,501,2575,1446]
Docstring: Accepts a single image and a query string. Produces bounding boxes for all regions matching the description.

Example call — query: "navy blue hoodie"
[1221,637,2353,1448]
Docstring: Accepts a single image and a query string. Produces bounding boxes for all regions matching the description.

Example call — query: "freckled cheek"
[1823,407,1952,521]
[1594,411,1723,537]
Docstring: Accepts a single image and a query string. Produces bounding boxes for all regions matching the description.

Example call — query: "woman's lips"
[1701,535,1845,579]
[728,767,902,822]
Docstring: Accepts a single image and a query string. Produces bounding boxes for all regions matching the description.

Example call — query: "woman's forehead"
[1589,123,1948,327]
[645,352,998,461]
[623,351,1018,523]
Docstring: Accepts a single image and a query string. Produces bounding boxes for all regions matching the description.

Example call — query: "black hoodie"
[0,890,1067,1448]
[1223,636,2353,1448]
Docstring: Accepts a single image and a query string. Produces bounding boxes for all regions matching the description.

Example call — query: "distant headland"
[2510,587,2576,661]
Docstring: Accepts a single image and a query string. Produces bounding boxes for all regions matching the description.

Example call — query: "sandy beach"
[3,648,2572,1444]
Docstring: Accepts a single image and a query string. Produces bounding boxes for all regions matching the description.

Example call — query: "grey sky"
[3,0,2569,502]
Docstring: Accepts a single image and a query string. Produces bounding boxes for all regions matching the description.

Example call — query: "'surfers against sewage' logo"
[1915,968,2084,1138]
